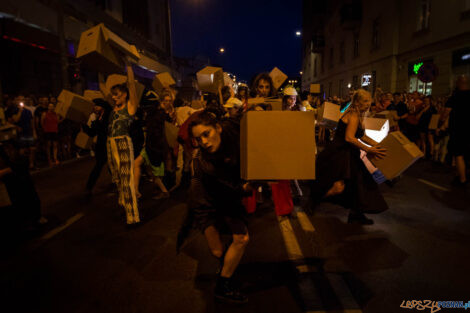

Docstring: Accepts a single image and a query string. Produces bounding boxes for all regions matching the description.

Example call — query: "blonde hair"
[346,89,371,114]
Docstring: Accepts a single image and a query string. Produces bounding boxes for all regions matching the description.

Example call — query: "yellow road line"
[277,216,304,260]
[296,210,316,232]
[417,178,450,192]
[40,213,85,240]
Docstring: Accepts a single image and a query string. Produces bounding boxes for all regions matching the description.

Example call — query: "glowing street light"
[219,47,225,53]
[347,83,352,88]
[295,31,301,37]
[299,71,303,75]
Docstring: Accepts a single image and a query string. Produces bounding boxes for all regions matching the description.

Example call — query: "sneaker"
[347,212,374,225]
[214,277,248,304]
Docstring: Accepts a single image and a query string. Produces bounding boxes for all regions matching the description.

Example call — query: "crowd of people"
[1,63,469,303]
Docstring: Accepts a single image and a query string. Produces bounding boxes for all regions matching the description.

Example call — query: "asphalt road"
[1,157,469,313]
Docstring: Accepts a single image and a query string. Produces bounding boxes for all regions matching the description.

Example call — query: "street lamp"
[295,31,301,37]
[219,47,225,53]
[299,71,303,75]
[347,83,352,88]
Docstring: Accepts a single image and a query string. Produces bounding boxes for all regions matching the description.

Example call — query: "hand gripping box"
[76,24,122,74]
[363,117,390,143]
[316,102,342,128]
[75,131,94,150]
[152,72,176,95]
[428,114,440,130]
[197,66,224,94]
[241,111,316,180]
[56,90,94,124]
[269,67,288,90]
[370,131,424,180]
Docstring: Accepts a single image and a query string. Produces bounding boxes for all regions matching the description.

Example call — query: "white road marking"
[417,178,450,192]
[296,210,316,232]
[40,213,85,240]
[277,216,304,260]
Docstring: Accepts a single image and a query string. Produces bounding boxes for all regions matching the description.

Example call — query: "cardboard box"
[76,24,122,74]
[374,110,398,128]
[316,102,342,128]
[363,117,390,143]
[223,72,235,87]
[310,83,320,94]
[264,98,283,111]
[101,26,140,61]
[370,131,423,180]
[56,90,94,124]
[75,131,94,150]
[105,74,145,102]
[152,72,176,95]
[269,67,288,90]
[83,90,104,102]
[241,111,316,180]
[165,122,179,148]
[0,124,17,142]
[428,114,440,130]
[197,66,224,94]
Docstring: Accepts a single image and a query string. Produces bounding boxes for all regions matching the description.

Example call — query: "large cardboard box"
[83,90,104,102]
[223,72,235,87]
[316,102,342,128]
[363,117,389,143]
[428,114,440,130]
[56,90,94,124]
[370,131,423,180]
[264,98,283,111]
[74,131,94,150]
[310,83,321,94]
[0,124,17,142]
[241,111,316,180]
[152,72,176,95]
[76,24,122,74]
[101,27,140,61]
[374,110,398,128]
[197,66,224,94]
[269,67,288,90]
[105,74,145,101]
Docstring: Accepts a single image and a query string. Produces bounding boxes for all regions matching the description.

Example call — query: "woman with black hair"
[187,110,251,303]
[134,107,169,199]
[107,58,141,226]
[251,73,275,98]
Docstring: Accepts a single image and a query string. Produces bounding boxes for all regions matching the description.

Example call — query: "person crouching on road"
[188,110,251,304]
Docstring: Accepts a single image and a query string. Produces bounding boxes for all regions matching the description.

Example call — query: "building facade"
[302,0,470,97]
[0,0,173,96]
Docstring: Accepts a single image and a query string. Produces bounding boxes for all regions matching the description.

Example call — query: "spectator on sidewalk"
[41,103,61,166]
[11,96,36,169]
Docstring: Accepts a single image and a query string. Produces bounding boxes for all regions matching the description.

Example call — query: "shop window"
[409,76,432,95]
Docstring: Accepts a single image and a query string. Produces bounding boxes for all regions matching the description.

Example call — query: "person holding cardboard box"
[185,110,250,303]
[106,57,141,226]
[310,89,389,225]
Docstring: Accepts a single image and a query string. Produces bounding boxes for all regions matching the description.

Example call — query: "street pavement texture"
[1,157,469,313]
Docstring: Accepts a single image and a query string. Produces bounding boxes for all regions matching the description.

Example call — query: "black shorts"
[194,206,248,235]
[44,132,58,142]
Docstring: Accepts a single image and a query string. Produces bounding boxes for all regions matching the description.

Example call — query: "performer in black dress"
[310,89,389,225]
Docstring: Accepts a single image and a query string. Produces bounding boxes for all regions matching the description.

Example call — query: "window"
[353,33,359,58]
[371,18,379,49]
[314,57,317,77]
[329,47,334,69]
[340,41,345,63]
[417,0,431,31]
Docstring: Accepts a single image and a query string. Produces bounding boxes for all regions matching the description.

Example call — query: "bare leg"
[134,155,143,198]
[53,141,59,163]
[204,225,224,258]
[325,180,345,198]
[154,177,168,193]
[220,233,250,278]
[456,155,467,183]
[427,133,434,157]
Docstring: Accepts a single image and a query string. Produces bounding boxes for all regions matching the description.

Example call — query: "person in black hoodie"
[83,98,112,193]
[187,110,251,304]
[446,75,470,186]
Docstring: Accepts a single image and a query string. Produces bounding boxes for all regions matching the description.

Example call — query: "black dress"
[310,118,389,214]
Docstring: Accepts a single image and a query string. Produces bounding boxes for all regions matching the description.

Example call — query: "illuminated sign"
[361,74,372,86]
[413,62,424,75]
[462,54,470,61]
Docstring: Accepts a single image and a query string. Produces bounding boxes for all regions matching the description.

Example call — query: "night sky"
[170,0,302,83]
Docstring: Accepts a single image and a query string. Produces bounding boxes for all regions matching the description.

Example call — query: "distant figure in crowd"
[446,75,470,185]
[187,111,251,303]
[41,103,61,166]
[107,58,141,226]
[310,89,389,225]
